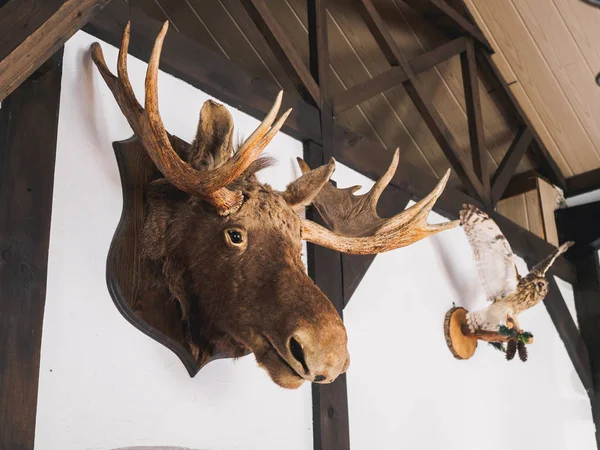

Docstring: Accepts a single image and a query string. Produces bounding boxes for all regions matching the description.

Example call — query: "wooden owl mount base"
[444,307,478,359]
[444,307,533,360]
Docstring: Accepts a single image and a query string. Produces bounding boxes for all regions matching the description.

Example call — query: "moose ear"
[281,157,336,208]
[189,100,234,170]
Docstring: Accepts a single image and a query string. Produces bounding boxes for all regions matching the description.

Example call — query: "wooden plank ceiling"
[464,0,600,178]
[128,0,537,190]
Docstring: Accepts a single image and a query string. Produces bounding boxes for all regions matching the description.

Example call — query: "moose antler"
[299,150,459,254]
[90,21,291,215]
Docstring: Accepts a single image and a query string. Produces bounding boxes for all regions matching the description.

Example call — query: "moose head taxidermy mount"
[91,21,458,389]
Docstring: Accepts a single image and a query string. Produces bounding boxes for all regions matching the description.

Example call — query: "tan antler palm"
[90,21,290,216]
[298,150,459,254]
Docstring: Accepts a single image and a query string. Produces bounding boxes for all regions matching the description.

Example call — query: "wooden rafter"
[401,0,493,52]
[0,0,112,102]
[356,0,486,202]
[401,0,567,191]
[241,0,320,106]
[332,36,467,115]
[490,126,534,205]
[460,37,489,204]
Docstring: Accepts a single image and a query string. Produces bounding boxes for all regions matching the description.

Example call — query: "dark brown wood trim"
[544,274,594,395]
[490,126,533,205]
[572,251,600,447]
[332,66,407,115]
[460,38,489,203]
[241,0,320,106]
[401,0,493,52]
[0,47,63,450]
[0,0,112,102]
[307,0,334,161]
[332,37,467,115]
[305,140,350,450]
[565,168,600,198]
[356,0,402,66]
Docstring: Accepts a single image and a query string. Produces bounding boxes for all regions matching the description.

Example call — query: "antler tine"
[212,104,292,189]
[90,24,143,123]
[377,168,453,234]
[299,152,458,255]
[116,22,142,114]
[366,148,399,211]
[92,22,292,215]
[238,90,283,154]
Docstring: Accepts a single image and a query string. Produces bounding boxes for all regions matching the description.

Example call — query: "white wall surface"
[336,164,596,450]
[36,30,596,450]
[35,31,312,450]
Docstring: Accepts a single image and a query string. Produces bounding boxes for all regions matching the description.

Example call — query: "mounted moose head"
[90,22,458,388]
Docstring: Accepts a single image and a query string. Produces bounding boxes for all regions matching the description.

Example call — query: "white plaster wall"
[35,31,313,450]
[335,166,596,450]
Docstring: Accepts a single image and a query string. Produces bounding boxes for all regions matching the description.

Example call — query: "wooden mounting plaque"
[444,307,478,360]
[106,136,238,377]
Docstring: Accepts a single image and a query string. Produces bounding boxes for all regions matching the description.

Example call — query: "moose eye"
[224,228,247,249]
[228,230,243,244]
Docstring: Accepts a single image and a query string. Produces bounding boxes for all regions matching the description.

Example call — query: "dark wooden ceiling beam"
[240,0,320,106]
[83,0,577,285]
[400,0,493,52]
[332,36,467,115]
[0,47,63,450]
[460,37,490,203]
[565,168,600,198]
[307,0,334,161]
[356,0,486,202]
[304,141,350,450]
[490,126,533,205]
[355,0,402,66]
[544,275,594,396]
[572,252,600,448]
[0,0,112,102]
[333,66,407,115]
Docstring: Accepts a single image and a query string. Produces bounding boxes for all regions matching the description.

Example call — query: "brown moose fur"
[140,101,348,389]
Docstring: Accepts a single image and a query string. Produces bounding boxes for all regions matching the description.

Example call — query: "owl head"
[518,275,549,299]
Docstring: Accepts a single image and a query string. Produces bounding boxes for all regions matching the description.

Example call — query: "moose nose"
[288,324,348,383]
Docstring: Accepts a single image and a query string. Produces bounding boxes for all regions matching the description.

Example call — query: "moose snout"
[287,322,350,384]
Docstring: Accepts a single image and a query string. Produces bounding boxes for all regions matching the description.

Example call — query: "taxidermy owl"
[460,204,573,335]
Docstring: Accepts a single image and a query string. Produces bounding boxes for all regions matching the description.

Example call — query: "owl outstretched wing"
[460,204,519,303]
